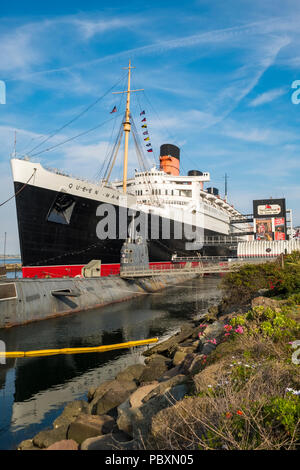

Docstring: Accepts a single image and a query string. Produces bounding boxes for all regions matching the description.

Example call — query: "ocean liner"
[11,61,247,278]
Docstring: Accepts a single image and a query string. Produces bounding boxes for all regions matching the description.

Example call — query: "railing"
[201,236,245,245]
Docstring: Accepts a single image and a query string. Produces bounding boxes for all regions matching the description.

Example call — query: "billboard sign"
[253,199,286,241]
[253,199,286,219]
[254,218,274,241]
[274,217,286,240]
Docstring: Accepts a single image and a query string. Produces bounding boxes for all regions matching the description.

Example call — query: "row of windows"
[136,189,176,196]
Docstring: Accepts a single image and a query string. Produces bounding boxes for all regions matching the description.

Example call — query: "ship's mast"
[113,60,143,193]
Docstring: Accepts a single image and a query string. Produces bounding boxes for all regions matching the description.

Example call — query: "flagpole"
[123,60,132,194]
[112,61,143,193]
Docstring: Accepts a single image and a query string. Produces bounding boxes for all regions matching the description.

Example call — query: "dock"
[119,258,273,278]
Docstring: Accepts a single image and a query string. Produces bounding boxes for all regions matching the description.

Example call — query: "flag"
[147,149,153,152]
[144,137,150,141]
[143,131,148,135]
[110,106,117,113]
[146,143,151,147]
[141,124,147,128]
[140,110,145,115]
[141,118,146,122]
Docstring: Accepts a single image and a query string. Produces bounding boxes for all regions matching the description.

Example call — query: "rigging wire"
[17,133,46,156]
[0,169,37,208]
[93,74,127,182]
[101,116,125,184]
[26,72,127,156]
[28,113,123,158]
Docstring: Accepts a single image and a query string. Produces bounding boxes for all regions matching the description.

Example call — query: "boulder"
[53,400,90,429]
[92,380,137,415]
[157,365,182,382]
[144,354,171,366]
[176,344,197,354]
[202,321,224,341]
[117,400,135,435]
[132,384,189,442]
[117,381,189,441]
[143,324,195,357]
[116,364,146,384]
[117,383,159,435]
[172,350,188,366]
[33,425,69,449]
[186,354,206,375]
[46,439,78,450]
[88,380,115,404]
[139,358,170,384]
[142,375,190,403]
[178,353,197,375]
[81,431,135,450]
[67,413,115,444]
[17,439,40,451]
[201,342,217,356]
[129,383,159,408]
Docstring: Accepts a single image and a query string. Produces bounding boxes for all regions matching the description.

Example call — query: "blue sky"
[0,0,300,253]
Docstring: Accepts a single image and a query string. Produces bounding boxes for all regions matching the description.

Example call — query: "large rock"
[139,357,170,384]
[129,383,159,408]
[178,353,197,375]
[117,383,159,435]
[46,439,78,450]
[92,380,137,415]
[172,350,188,366]
[67,413,114,444]
[142,375,190,403]
[117,382,189,441]
[176,344,197,354]
[116,364,147,384]
[157,365,182,382]
[186,354,206,375]
[201,342,217,356]
[53,400,90,429]
[143,324,196,357]
[81,431,135,450]
[17,439,40,451]
[33,425,69,449]
[144,354,172,367]
[88,380,115,404]
[201,321,224,341]
[132,384,189,442]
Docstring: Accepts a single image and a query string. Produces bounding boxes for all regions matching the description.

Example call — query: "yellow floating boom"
[0,338,158,358]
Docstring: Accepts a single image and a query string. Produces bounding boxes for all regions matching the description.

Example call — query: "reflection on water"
[0,276,222,450]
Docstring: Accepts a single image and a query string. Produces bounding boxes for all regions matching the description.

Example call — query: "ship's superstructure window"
[47,193,76,225]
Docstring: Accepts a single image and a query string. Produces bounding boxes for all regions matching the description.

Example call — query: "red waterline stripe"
[22,261,177,279]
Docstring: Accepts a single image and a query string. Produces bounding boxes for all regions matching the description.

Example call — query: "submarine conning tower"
[159,144,180,176]
[120,237,149,274]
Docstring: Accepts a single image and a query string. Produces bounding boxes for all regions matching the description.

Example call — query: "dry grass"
[147,337,300,451]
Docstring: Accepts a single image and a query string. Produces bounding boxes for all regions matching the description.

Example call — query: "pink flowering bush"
[235,326,244,334]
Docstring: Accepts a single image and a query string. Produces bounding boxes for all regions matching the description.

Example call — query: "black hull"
[14,183,232,267]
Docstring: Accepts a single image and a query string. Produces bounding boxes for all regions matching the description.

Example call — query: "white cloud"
[248,88,286,107]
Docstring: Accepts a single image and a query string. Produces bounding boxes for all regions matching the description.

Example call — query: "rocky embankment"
[18,304,228,450]
[18,294,299,451]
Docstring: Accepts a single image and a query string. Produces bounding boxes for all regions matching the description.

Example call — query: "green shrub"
[221,252,300,304]
[262,394,300,436]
